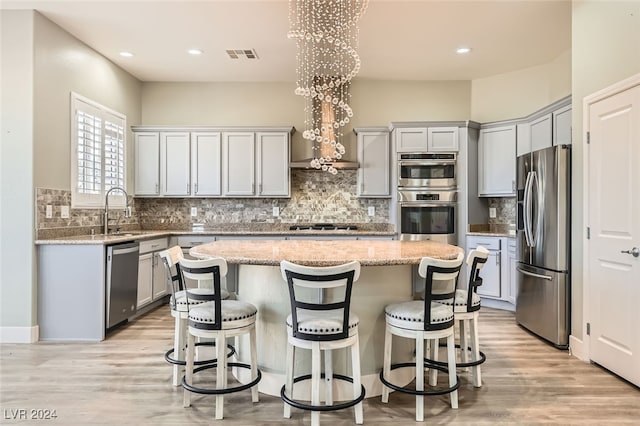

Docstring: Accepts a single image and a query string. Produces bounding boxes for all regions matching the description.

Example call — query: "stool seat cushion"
[171,288,230,312]
[385,301,454,330]
[286,310,359,337]
[188,300,257,328]
[437,289,481,310]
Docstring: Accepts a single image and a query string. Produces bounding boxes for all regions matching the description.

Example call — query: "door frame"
[582,72,640,361]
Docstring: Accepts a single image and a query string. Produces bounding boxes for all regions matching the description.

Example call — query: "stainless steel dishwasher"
[106,241,140,329]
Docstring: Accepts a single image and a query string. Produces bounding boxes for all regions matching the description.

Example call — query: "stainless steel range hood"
[290,159,359,169]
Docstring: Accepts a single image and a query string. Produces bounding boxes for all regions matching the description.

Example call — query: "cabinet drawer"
[507,238,516,252]
[177,235,216,247]
[467,235,501,251]
[139,238,168,254]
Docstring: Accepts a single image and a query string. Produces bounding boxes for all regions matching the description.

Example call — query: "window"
[71,93,127,208]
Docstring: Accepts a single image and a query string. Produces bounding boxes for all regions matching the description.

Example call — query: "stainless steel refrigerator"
[515,144,570,348]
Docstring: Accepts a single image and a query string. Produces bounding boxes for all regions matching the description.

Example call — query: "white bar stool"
[280,260,365,426]
[380,252,464,422]
[179,257,261,420]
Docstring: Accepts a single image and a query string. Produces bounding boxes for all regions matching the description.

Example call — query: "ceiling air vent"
[226,49,259,59]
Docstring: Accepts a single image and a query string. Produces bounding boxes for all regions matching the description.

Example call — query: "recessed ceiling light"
[119,51,134,57]
[188,49,203,55]
[456,47,471,54]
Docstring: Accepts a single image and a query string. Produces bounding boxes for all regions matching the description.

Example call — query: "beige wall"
[471,50,572,123]
[571,0,640,341]
[141,79,471,160]
[33,12,142,190]
[1,10,36,333]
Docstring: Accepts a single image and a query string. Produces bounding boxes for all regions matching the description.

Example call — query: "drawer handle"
[151,244,160,248]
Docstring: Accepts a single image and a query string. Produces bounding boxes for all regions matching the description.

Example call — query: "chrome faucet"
[104,186,129,234]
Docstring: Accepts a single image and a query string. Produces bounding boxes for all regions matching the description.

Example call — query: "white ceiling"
[2,0,572,82]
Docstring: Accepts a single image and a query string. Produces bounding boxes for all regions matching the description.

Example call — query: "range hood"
[290,159,359,169]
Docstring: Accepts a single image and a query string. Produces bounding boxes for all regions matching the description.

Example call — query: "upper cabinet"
[133,126,292,198]
[394,125,459,152]
[355,128,390,198]
[478,125,516,197]
[552,104,572,146]
[515,96,572,157]
[529,114,552,153]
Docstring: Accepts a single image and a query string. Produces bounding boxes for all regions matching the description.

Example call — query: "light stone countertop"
[467,231,516,238]
[190,239,463,267]
[34,228,397,245]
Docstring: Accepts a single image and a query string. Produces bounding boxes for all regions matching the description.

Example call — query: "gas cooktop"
[288,223,359,231]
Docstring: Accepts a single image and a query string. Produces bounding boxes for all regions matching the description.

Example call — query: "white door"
[587,80,640,387]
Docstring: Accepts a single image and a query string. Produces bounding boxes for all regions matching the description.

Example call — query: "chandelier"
[288,0,369,174]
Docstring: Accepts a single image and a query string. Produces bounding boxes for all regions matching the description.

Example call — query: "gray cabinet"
[191,132,222,196]
[222,132,255,196]
[506,238,517,304]
[395,127,427,152]
[529,114,552,153]
[355,128,390,197]
[478,125,516,197]
[137,238,168,309]
[160,132,191,196]
[134,132,160,196]
[427,127,459,151]
[394,126,459,152]
[466,235,517,308]
[553,104,572,145]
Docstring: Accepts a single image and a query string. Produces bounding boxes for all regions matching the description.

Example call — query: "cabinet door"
[134,132,160,196]
[477,249,501,298]
[152,252,168,300]
[395,128,427,152]
[427,127,459,152]
[222,132,255,196]
[357,131,390,197]
[160,132,190,196]
[192,132,221,196]
[506,239,517,304]
[529,114,552,152]
[553,105,572,146]
[256,132,289,197]
[478,125,516,196]
[516,122,531,157]
[137,253,153,308]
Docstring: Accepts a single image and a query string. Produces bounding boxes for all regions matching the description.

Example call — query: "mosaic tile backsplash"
[37,170,390,237]
[487,197,516,225]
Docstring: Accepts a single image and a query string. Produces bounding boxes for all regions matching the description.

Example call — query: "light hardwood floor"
[1,306,638,425]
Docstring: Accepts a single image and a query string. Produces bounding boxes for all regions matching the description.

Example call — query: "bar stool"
[380,252,464,422]
[427,246,489,388]
[180,257,261,420]
[158,247,232,387]
[280,260,365,426]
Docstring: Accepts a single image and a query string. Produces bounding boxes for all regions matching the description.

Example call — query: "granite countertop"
[190,239,463,267]
[467,224,516,238]
[34,223,397,245]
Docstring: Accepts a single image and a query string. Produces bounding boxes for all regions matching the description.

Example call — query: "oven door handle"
[399,202,457,208]
[399,161,455,166]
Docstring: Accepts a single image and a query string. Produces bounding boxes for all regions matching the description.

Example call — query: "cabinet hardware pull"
[195,182,198,194]
[155,183,159,193]
[151,244,160,248]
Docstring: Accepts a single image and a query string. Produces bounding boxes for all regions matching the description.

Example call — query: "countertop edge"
[466,232,516,238]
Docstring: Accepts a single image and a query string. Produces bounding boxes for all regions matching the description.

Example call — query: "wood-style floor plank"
[1,307,638,425]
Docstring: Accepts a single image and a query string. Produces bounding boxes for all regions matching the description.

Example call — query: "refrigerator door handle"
[530,170,541,247]
[517,267,553,281]
[523,171,533,247]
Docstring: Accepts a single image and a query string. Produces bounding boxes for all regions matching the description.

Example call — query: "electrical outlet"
[46,205,53,219]
[368,206,375,217]
[190,207,197,217]
[60,206,70,219]
[489,207,497,218]
[272,207,280,217]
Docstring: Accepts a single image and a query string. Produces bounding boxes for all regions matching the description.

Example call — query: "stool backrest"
[465,246,489,312]
[280,260,360,342]
[178,257,228,330]
[158,246,185,308]
[417,252,464,331]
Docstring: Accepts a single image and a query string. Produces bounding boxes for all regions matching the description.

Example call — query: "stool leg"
[460,318,469,371]
[428,337,438,387]
[183,332,195,408]
[470,313,482,387]
[446,333,458,409]
[172,315,184,387]
[324,350,333,406]
[351,336,363,425]
[311,342,321,426]
[283,340,294,418]
[249,326,259,402]
[416,332,424,422]
[381,326,392,403]
[215,332,227,420]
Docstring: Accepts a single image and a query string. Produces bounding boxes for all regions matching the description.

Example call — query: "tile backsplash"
[36,170,390,237]
[487,197,516,225]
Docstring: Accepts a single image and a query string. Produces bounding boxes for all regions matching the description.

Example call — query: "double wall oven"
[397,153,457,243]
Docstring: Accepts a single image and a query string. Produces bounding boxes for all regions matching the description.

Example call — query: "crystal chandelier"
[288,0,369,174]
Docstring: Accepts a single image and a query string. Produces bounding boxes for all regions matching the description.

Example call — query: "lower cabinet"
[466,235,516,308]
[137,238,169,309]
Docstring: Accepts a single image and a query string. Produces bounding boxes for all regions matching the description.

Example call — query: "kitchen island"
[190,239,462,398]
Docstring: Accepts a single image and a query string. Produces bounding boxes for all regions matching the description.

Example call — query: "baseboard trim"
[569,335,588,362]
[0,325,39,343]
